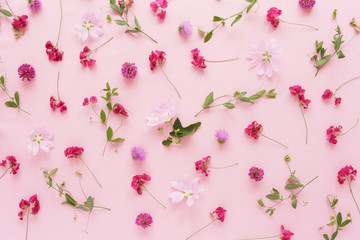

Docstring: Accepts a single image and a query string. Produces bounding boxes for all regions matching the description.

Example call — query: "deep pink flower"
[50,96,57,111]
[135,213,153,229]
[19,199,30,210]
[335,97,341,105]
[149,51,166,70]
[131,146,147,161]
[157,10,166,21]
[150,0,168,20]
[45,41,64,61]
[0,156,20,175]
[289,85,311,109]
[89,96,97,104]
[121,62,137,79]
[267,7,282,28]
[29,0,42,12]
[248,167,264,182]
[113,104,129,117]
[280,225,294,240]
[50,96,67,112]
[64,146,84,159]
[157,0,168,8]
[80,46,96,67]
[83,98,89,106]
[131,174,151,195]
[244,121,263,139]
[299,0,315,9]
[195,156,211,176]
[326,125,342,144]
[150,1,159,12]
[18,64,35,81]
[18,194,40,220]
[211,207,226,222]
[12,15,28,30]
[338,165,357,184]
[191,48,207,69]
[322,89,333,100]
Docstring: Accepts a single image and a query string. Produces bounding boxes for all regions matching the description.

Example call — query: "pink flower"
[168,174,204,207]
[135,213,153,229]
[299,0,315,9]
[27,126,54,156]
[150,1,159,12]
[248,167,264,181]
[195,156,211,176]
[247,39,281,77]
[280,225,294,240]
[157,10,166,21]
[12,15,28,30]
[146,100,179,126]
[335,97,341,105]
[131,146,147,161]
[289,85,311,109]
[178,21,192,37]
[244,121,263,139]
[149,50,166,70]
[18,64,35,81]
[113,104,129,117]
[45,41,64,61]
[74,13,104,42]
[326,125,342,144]
[29,0,42,12]
[83,96,97,106]
[267,7,282,28]
[82,98,89,106]
[64,146,84,159]
[191,48,207,69]
[80,46,96,67]
[215,129,229,144]
[18,194,40,220]
[338,165,357,184]
[121,62,137,79]
[131,174,151,195]
[211,207,227,222]
[150,0,168,20]
[49,96,67,113]
[322,89,333,100]
[0,156,20,176]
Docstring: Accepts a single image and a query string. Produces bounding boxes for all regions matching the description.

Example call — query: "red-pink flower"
[12,15,28,30]
[113,104,129,117]
[18,194,40,220]
[131,173,151,195]
[64,146,84,159]
[80,46,96,67]
[280,225,294,240]
[0,156,20,177]
[244,121,263,139]
[326,125,342,144]
[267,7,282,28]
[83,96,97,106]
[322,89,333,100]
[49,96,67,113]
[191,48,207,69]
[150,0,168,20]
[335,97,341,105]
[195,156,211,176]
[211,207,227,222]
[45,41,64,61]
[289,85,311,109]
[149,50,166,70]
[338,165,357,184]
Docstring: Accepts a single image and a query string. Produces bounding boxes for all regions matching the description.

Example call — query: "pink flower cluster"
[64,146,84,159]
[113,104,129,117]
[322,89,341,106]
[289,85,311,109]
[149,50,166,70]
[267,7,282,28]
[244,121,263,139]
[191,48,207,69]
[326,125,342,144]
[135,213,153,229]
[150,0,168,21]
[80,46,95,67]
[12,15,28,30]
[211,207,226,222]
[83,96,97,106]
[299,0,316,9]
[131,173,151,195]
[50,96,67,113]
[195,156,211,176]
[29,0,42,12]
[18,194,40,220]
[281,225,294,240]
[0,156,20,175]
[121,62,137,79]
[45,41,64,61]
[18,64,35,81]
[248,167,264,182]
[337,165,357,184]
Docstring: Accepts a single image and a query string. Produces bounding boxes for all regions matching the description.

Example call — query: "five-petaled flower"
[146,100,179,126]
[27,126,54,156]
[75,13,104,42]
[168,174,204,207]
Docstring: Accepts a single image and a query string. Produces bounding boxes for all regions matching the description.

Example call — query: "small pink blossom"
[80,46,96,67]
[49,96,67,113]
[0,156,20,176]
[131,146,147,161]
[64,146,84,159]
[168,174,204,207]
[18,64,35,81]
[289,85,311,109]
[135,213,153,229]
[83,96,97,106]
[45,41,64,61]
[280,225,294,240]
[121,62,137,79]
[267,7,282,28]
[74,13,104,42]
[157,10,166,20]
[149,50,166,70]
[248,167,264,182]
[195,156,211,176]
[12,15,28,30]
[335,97,341,105]
[244,121,263,139]
[146,100,179,126]
[322,89,333,100]
[211,207,227,222]
[18,194,40,220]
[326,125,342,144]
[131,173,151,195]
[150,0,168,20]
[178,21,192,37]
[27,126,54,156]
[215,129,229,144]
[113,104,129,117]
[29,0,42,12]
[299,0,315,9]
[338,165,357,184]
[191,48,207,69]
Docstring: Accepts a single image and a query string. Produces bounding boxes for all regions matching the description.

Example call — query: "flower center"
[83,21,94,31]
[33,134,43,144]
[183,189,193,198]
[262,51,272,62]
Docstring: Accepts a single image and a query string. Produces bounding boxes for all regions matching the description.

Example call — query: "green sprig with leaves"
[319,196,352,240]
[198,0,258,43]
[110,0,158,43]
[257,155,318,216]
[41,168,111,233]
[194,89,276,117]
[0,75,31,115]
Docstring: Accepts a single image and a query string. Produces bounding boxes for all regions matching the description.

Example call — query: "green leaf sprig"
[0,75,31,115]
[257,155,318,216]
[110,0,158,43]
[194,89,276,117]
[41,169,111,233]
[198,0,258,43]
[319,196,352,240]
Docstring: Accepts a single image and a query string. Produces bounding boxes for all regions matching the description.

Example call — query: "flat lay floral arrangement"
[0,0,360,239]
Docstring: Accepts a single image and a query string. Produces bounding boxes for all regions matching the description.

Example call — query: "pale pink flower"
[247,39,281,78]
[146,100,179,126]
[74,13,104,42]
[168,174,204,207]
[27,125,54,156]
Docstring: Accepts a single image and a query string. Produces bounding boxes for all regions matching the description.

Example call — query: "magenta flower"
[74,12,104,42]
[29,0,42,12]
[335,97,341,105]
[215,129,229,144]
[18,194,40,240]
[337,165,360,214]
[50,96,67,113]
[191,48,207,69]
[79,46,96,67]
[322,89,333,100]
[135,213,153,229]
[132,173,166,208]
[299,0,315,9]
[211,207,227,222]
[45,41,64,62]
[113,104,129,117]
[248,167,264,182]
[195,156,211,176]
[326,125,342,144]
[83,96,97,106]
[178,21,192,37]
[18,64,35,81]
[121,62,137,79]
[280,225,294,240]
[244,121,288,148]
[150,0,168,21]
[0,156,20,179]
[12,15,28,29]
[267,7,282,28]
[131,146,147,161]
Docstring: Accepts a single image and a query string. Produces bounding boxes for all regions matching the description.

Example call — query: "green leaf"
[110,3,120,13]
[336,212,342,226]
[0,9,12,17]
[162,137,173,147]
[266,194,279,200]
[236,91,247,97]
[285,184,300,190]
[223,102,235,109]
[14,91,19,105]
[49,168,58,177]
[63,193,77,207]
[323,234,329,240]
[316,55,331,69]
[114,19,127,26]
[5,101,18,108]
[100,110,106,124]
[0,76,4,86]
[76,206,89,212]
[111,138,124,143]
[106,92,111,100]
[85,196,94,212]
[316,40,324,53]
[331,230,338,240]
[289,175,301,185]
[203,92,214,108]
[333,35,343,51]
[169,118,201,139]
[257,199,265,207]
[292,199,298,209]
[245,0,254,2]
[320,48,326,58]
[231,14,243,27]
[47,177,53,188]
[204,31,213,43]
[107,127,113,141]
[340,219,351,227]
[331,198,338,207]
[125,29,139,34]
[238,97,253,104]
[248,94,261,100]
[246,0,257,13]
[265,92,277,98]
[106,82,110,90]
[107,102,112,110]
[134,16,141,30]
[213,16,223,22]
[272,188,280,197]
[198,29,206,35]
[337,51,345,59]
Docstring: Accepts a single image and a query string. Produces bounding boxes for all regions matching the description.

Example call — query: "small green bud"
[284,155,291,162]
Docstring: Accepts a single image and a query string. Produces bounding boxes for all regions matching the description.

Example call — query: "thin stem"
[92,37,114,53]
[185,219,217,240]
[18,107,31,115]
[84,212,91,233]
[205,57,239,63]
[0,168,9,179]
[259,132,288,148]
[268,196,290,209]
[78,178,87,199]
[210,5,248,33]
[79,158,102,188]
[298,101,308,145]
[25,208,30,240]
[237,235,282,240]
[55,0,63,48]
[294,176,318,197]
[93,206,111,211]
[209,162,239,169]
[143,185,166,209]
[285,162,293,175]
[0,86,31,115]
[91,104,101,119]
[194,98,237,117]
[139,29,158,44]
[341,118,359,136]
[278,18,319,30]
[334,76,360,96]
[214,95,233,101]
[56,72,61,100]
[159,64,181,100]
[4,0,16,16]
[102,141,108,156]
[349,181,360,215]
[113,117,124,134]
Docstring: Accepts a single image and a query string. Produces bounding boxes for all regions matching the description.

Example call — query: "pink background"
[1,0,360,239]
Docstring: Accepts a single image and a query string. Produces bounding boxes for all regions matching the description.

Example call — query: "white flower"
[146,100,179,126]
[74,12,104,42]
[27,125,54,156]
[168,174,204,207]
